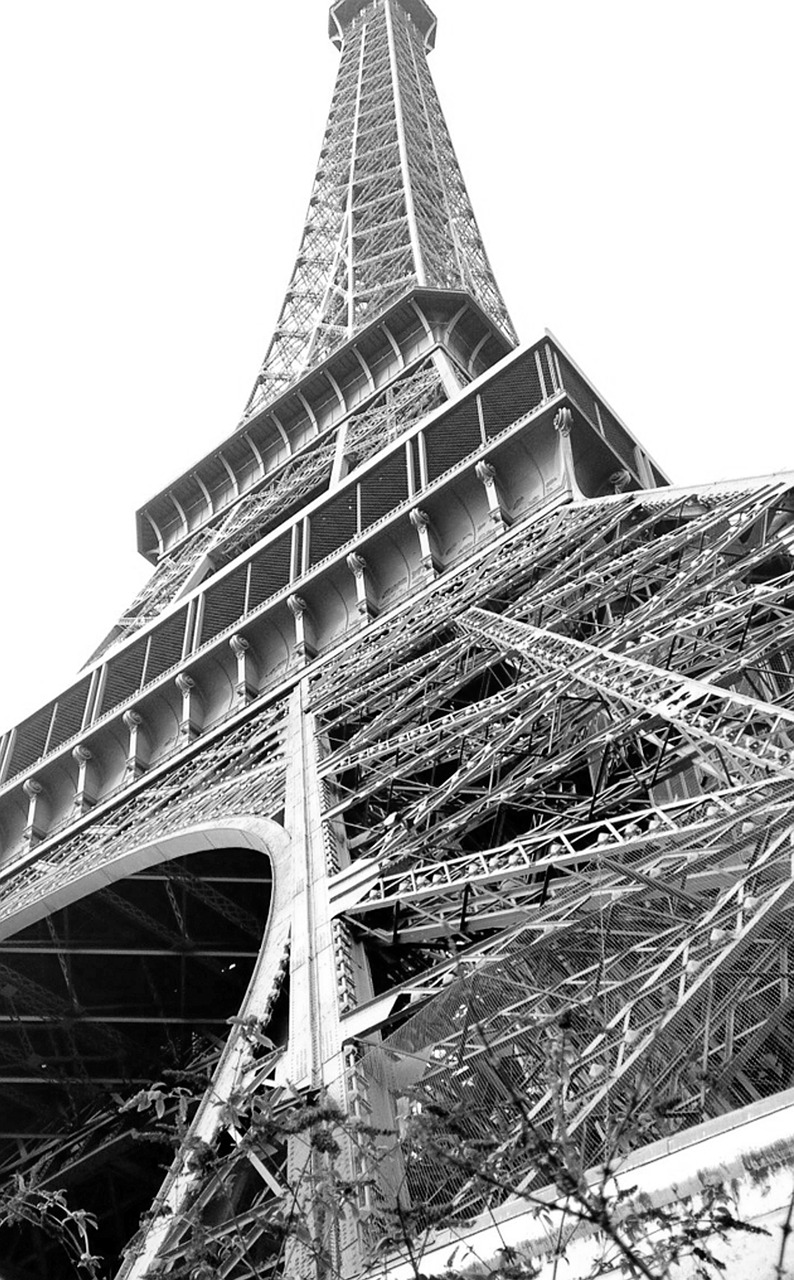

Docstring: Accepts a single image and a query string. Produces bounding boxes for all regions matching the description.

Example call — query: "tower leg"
[284,684,367,1279]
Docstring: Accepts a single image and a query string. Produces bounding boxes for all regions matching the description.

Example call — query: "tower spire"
[244,0,516,419]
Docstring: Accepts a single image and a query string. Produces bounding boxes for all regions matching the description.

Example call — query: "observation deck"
[329,0,437,49]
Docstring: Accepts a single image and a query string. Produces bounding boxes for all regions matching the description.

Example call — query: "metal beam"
[0,946,259,958]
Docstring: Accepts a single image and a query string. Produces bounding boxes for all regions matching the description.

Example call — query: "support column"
[123,710,146,782]
[175,674,201,746]
[22,779,46,848]
[554,406,584,499]
[410,507,439,576]
[71,745,97,816]
[431,348,463,399]
[283,685,367,1279]
[385,0,426,288]
[346,553,378,623]
[475,459,509,532]
[330,420,353,487]
[229,634,258,708]
[288,595,317,662]
[0,729,15,786]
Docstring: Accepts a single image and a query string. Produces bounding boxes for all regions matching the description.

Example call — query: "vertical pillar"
[410,507,439,576]
[554,406,584,499]
[283,685,370,1279]
[475,459,509,531]
[229,634,258,708]
[431,348,463,399]
[288,595,317,662]
[71,745,97,816]
[175,674,201,746]
[331,420,352,486]
[346,553,378,623]
[22,779,45,848]
[385,0,427,288]
[633,444,656,489]
[0,729,16,786]
[123,710,146,782]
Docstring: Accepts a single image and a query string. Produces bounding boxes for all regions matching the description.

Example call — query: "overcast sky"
[0,0,791,734]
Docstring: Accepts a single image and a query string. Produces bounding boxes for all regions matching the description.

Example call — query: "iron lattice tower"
[0,2,793,1278]
[245,0,515,413]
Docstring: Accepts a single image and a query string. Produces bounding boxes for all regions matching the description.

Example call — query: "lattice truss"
[311,480,794,1211]
[96,360,447,659]
[244,0,515,417]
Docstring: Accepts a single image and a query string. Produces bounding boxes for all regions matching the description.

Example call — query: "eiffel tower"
[1,1,793,1277]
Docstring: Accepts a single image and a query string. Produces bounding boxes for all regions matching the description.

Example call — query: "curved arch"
[109,817,295,1279]
[0,815,291,943]
[0,815,295,1279]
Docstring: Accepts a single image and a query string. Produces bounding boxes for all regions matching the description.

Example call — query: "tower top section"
[242,0,515,420]
[329,0,437,50]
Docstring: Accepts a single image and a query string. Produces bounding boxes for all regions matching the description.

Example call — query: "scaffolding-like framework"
[0,0,792,1276]
[313,483,794,1166]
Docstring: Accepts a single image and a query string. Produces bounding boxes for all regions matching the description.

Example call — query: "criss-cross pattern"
[244,0,516,417]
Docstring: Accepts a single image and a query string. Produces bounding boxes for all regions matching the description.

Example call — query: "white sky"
[0,0,791,734]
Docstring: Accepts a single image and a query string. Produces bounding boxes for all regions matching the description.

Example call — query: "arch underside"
[0,704,292,1280]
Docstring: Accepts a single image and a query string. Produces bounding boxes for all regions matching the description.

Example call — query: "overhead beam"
[0,946,259,958]
[0,1015,237,1026]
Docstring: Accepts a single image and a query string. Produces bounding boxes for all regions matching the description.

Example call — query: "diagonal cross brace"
[461,607,794,783]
